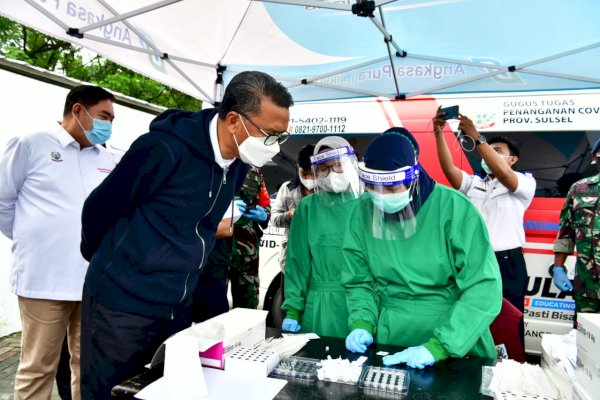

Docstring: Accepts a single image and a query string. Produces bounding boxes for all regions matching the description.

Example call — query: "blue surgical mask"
[481,159,491,175]
[75,107,112,145]
[367,190,412,213]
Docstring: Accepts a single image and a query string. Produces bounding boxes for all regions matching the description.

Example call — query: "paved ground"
[0,332,61,400]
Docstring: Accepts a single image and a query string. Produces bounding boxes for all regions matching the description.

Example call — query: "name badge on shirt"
[50,151,62,162]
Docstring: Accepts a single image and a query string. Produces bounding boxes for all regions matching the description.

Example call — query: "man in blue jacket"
[79,71,293,399]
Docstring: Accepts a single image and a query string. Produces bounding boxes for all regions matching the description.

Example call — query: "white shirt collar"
[209,114,235,170]
[52,122,102,153]
[52,122,77,149]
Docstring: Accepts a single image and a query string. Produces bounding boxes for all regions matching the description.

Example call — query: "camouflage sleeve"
[553,187,576,254]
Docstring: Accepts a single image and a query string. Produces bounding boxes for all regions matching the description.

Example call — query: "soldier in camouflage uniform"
[551,138,600,314]
[226,166,271,309]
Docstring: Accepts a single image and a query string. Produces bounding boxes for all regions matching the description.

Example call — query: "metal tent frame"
[4,0,600,104]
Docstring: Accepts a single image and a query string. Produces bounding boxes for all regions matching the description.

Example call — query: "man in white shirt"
[0,85,117,400]
[433,107,536,350]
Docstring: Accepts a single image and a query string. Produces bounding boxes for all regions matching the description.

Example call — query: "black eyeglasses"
[315,160,344,178]
[238,112,290,146]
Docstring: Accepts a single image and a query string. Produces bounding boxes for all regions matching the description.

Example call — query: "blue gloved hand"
[235,199,247,214]
[345,328,373,353]
[244,205,268,222]
[382,345,435,369]
[552,266,574,292]
[282,318,301,332]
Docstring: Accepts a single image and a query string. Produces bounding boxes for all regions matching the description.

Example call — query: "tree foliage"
[0,16,201,111]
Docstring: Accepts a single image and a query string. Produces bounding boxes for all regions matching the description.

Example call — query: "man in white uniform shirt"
[433,107,536,349]
[0,85,117,400]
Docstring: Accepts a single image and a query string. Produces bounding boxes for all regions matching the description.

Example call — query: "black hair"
[297,144,315,171]
[63,85,115,117]
[488,136,520,157]
[218,71,294,119]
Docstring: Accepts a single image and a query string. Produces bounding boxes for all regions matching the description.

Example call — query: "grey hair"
[218,71,294,119]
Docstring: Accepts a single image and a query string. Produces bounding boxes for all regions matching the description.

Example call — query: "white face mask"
[299,177,316,190]
[320,171,350,193]
[233,128,280,167]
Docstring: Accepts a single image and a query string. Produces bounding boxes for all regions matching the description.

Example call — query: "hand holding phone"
[439,105,459,120]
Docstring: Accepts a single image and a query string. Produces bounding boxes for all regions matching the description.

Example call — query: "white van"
[258,89,600,355]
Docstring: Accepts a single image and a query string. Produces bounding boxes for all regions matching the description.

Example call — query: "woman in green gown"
[343,128,502,368]
[281,136,362,338]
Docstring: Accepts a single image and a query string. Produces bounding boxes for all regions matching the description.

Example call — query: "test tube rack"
[358,366,410,397]
[269,356,321,382]
[224,347,280,377]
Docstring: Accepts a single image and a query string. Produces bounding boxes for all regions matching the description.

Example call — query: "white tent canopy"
[2,0,600,104]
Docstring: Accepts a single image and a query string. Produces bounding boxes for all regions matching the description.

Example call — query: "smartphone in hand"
[440,105,459,120]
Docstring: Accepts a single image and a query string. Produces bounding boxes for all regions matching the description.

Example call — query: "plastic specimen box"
[358,366,410,397]
[269,356,321,382]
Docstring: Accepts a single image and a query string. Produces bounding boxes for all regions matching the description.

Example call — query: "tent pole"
[375,6,402,99]
[214,64,226,105]
[517,42,600,69]
[164,55,216,69]
[79,0,182,34]
[309,81,392,98]
[407,53,505,70]
[287,56,389,87]
[226,67,300,85]
[519,70,600,85]
[256,0,352,11]
[76,34,158,55]
[23,0,68,30]
[367,14,508,72]
[99,0,214,101]
[165,58,214,103]
[405,69,509,98]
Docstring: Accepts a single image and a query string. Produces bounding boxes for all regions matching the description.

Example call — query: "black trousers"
[80,285,191,400]
[55,334,72,399]
[191,273,229,323]
[495,247,527,349]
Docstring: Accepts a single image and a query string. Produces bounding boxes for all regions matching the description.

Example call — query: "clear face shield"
[310,146,363,204]
[358,162,421,240]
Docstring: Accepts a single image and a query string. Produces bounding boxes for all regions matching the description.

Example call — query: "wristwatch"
[475,135,487,146]
[548,264,566,276]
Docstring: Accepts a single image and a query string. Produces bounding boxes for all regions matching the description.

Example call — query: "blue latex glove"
[552,266,574,292]
[282,318,301,332]
[345,328,373,353]
[235,199,247,214]
[244,205,268,222]
[382,345,435,369]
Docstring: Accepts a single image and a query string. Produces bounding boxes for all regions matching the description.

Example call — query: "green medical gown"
[282,191,358,338]
[342,185,502,361]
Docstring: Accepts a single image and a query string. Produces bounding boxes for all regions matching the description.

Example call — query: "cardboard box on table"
[540,333,575,400]
[574,313,600,397]
[572,381,594,400]
[150,308,268,370]
[576,313,600,363]
[575,348,600,398]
